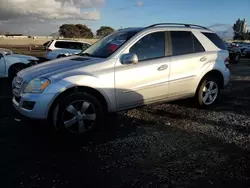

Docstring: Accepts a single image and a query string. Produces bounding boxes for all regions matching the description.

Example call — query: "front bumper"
[12,92,56,119]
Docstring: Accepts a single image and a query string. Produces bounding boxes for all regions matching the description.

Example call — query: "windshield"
[79,29,141,58]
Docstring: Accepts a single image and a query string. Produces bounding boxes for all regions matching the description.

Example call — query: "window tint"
[171,31,205,55]
[171,31,193,55]
[55,41,83,49]
[193,35,205,52]
[201,32,226,50]
[129,32,165,61]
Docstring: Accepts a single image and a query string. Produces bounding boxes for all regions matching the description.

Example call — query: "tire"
[53,92,105,135]
[8,63,25,80]
[196,76,220,108]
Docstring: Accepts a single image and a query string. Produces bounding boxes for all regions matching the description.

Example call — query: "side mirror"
[120,53,138,65]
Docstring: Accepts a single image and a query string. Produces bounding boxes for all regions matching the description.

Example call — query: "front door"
[0,53,6,76]
[115,31,171,109]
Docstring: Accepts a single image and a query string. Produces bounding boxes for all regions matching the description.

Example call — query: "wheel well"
[47,86,108,120]
[8,63,26,74]
[200,70,224,89]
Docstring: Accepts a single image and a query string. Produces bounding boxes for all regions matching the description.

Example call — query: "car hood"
[18,55,106,81]
[9,54,39,60]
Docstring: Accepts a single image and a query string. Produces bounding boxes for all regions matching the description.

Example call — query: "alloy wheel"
[62,100,97,134]
[202,81,218,105]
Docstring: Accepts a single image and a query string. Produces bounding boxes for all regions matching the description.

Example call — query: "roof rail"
[146,23,209,30]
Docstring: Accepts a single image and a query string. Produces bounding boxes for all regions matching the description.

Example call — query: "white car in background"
[0,48,39,79]
[44,40,91,60]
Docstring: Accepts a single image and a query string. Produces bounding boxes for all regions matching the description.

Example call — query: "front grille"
[12,76,24,97]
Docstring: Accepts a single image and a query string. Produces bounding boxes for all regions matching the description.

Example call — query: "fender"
[195,60,226,91]
[45,74,115,112]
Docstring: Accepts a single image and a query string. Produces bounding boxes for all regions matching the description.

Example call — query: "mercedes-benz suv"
[12,23,230,135]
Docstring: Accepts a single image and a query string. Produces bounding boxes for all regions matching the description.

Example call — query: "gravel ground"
[0,59,250,188]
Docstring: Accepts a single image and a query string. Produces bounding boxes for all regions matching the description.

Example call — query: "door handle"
[157,64,168,71]
[200,56,207,62]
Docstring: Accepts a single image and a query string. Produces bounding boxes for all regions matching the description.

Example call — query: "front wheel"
[196,76,220,108]
[53,92,105,135]
[8,63,25,80]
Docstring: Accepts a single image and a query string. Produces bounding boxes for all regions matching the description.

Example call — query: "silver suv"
[12,23,230,134]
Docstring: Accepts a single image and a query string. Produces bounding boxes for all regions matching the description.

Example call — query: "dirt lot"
[0,59,250,187]
[0,45,46,58]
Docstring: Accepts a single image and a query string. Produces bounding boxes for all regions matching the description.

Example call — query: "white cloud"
[0,0,103,21]
[0,0,104,35]
[136,0,143,7]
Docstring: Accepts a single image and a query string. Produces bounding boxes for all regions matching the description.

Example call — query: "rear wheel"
[196,76,220,108]
[53,92,105,135]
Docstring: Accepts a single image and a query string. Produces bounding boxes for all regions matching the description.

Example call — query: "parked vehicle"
[44,40,91,60]
[238,42,250,56]
[13,23,230,135]
[0,48,39,79]
[225,42,241,63]
[230,42,250,56]
[242,47,250,58]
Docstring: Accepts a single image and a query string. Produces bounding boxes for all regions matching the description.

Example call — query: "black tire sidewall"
[55,92,104,135]
[196,76,220,108]
[8,64,25,80]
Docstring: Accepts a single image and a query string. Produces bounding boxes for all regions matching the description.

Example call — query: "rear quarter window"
[46,40,54,48]
[201,32,226,50]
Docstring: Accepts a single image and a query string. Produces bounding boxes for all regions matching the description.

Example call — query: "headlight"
[24,78,51,93]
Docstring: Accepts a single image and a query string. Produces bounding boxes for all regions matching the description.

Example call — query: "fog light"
[23,101,35,110]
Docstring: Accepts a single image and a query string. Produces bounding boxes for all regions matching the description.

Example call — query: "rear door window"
[170,31,194,55]
[170,31,205,55]
[55,41,83,49]
[201,32,226,50]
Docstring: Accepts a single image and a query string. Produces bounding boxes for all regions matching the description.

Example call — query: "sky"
[0,0,250,35]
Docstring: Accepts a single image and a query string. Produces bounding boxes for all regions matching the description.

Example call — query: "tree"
[233,18,247,40]
[75,24,94,38]
[96,26,115,37]
[59,24,94,38]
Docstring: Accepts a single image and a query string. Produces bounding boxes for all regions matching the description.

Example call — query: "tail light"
[46,48,52,52]
[224,57,230,68]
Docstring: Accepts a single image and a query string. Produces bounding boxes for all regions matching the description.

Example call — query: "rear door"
[169,31,208,98]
